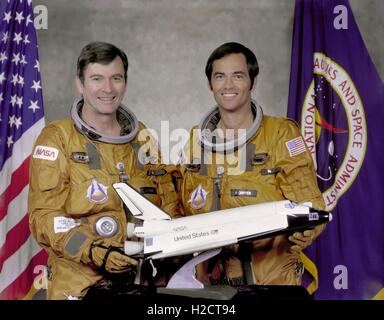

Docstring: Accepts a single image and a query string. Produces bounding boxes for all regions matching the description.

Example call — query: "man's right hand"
[82,240,138,273]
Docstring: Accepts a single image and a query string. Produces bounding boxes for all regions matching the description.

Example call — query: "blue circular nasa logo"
[301,53,367,210]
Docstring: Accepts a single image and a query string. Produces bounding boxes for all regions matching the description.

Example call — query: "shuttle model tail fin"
[113,182,171,221]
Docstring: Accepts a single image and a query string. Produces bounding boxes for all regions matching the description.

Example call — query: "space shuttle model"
[113,182,331,260]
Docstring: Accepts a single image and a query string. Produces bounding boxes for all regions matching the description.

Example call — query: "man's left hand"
[289,224,326,253]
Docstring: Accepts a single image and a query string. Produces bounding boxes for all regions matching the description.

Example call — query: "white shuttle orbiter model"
[113,182,331,261]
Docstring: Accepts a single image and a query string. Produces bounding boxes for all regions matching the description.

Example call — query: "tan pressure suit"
[180,103,325,286]
[28,102,178,299]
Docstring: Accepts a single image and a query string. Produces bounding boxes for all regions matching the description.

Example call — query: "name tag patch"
[33,145,59,161]
[71,152,89,164]
[252,153,268,165]
[147,169,167,176]
[140,187,157,195]
[231,189,257,197]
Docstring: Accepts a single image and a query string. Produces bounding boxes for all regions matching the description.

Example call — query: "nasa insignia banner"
[287,0,384,299]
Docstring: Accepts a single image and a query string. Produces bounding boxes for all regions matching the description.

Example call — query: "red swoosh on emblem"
[316,115,348,133]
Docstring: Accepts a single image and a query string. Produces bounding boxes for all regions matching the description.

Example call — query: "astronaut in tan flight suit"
[180,42,326,287]
[28,42,178,299]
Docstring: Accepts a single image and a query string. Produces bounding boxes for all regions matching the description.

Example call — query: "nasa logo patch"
[189,184,208,210]
[87,178,108,204]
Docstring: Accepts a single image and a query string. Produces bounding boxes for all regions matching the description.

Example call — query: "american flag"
[285,136,306,157]
[0,0,47,299]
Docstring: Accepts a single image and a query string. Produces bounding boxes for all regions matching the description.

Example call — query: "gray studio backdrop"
[36,0,383,137]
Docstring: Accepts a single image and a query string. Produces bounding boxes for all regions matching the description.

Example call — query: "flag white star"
[16,96,23,108]
[14,117,22,129]
[26,14,33,26]
[1,32,9,44]
[20,54,27,65]
[0,52,8,63]
[11,53,21,65]
[3,12,12,24]
[0,92,3,103]
[0,72,6,83]
[15,12,25,24]
[34,60,40,72]
[31,80,42,92]
[13,32,23,45]
[10,94,17,107]
[18,75,24,87]
[28,0,32,5]
[23,35,30,45]
[11,73,19,86]
[7,136,14,148]
[8,115,16,127]
[28,100,40,113]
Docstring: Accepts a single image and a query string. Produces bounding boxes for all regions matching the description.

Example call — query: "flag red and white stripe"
[0,0,47,299]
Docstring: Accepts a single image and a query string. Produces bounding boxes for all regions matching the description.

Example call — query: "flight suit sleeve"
[271,118,327,253]
[273,118,325,210]
[28,125,94,263]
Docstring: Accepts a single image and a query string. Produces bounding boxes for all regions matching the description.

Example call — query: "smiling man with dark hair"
[180,42,327,287]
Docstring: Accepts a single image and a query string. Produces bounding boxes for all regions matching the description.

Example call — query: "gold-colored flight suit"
[180,104,325,286]
[28,104,178,299]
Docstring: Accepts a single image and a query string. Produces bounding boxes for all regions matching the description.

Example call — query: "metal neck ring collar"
[71,97,139,144]
[198,100,263,153]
